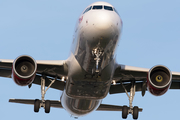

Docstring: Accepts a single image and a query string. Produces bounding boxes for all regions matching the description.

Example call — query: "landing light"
[62,77,65,81]
[112,80,116,85]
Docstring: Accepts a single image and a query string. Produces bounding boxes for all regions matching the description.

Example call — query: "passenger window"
[104,6,113,11]
[93,6,102,10]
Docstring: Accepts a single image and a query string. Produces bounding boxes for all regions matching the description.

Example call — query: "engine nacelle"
[147,65,172,96]
[12,55,37,86]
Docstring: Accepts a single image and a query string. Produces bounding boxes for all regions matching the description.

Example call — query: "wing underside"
[110,64,180,94]
[1,59,180,113]
[0,59,67,90]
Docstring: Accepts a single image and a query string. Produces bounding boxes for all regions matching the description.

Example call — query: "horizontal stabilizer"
[9,99,63,108]
[9,99,142,112]
[97,104,143,112]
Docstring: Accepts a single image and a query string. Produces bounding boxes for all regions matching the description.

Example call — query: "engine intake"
[12,55,37,86]
[147,65,172,96]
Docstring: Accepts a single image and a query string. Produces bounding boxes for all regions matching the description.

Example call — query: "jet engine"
[147,65,172,96]
[12,55,37,86]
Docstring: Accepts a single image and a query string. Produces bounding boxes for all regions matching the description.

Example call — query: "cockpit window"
[104,6,113,11]
[83,6,92,14]
[114,8,119,15]
[93,5,103,10]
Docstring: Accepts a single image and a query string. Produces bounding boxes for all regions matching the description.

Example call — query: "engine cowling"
[12,55,37,86]
[147,65,172,96]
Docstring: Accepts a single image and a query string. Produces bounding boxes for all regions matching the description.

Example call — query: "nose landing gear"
[92,47,103,76]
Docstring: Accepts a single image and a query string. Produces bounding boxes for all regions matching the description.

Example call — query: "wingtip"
[9,98,15,102]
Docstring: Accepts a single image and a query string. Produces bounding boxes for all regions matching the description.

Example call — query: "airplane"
[0,1,180,119]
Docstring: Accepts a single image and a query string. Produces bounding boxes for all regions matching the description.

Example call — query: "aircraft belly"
[72,12,120,73]
[66,18,119,99]
[66,53,115,99]
[63,10,121,115]
[61,90,102,117]
[75,26,119,73]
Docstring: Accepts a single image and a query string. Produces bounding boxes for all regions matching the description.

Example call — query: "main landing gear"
[121,80,141,119]
[34,76,56,113]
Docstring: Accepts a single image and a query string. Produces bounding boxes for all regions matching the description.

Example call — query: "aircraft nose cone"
[94,12,112,30]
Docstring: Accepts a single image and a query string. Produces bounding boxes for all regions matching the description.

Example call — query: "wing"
[0,59,13,78]
[110,64,180,94]
[0,59,67,90]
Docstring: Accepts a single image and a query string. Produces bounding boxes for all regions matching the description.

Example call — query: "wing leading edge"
[0,59,67,90]
[110,64,180,94]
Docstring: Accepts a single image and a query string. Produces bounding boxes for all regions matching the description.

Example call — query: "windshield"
[104,6,113,11]
[83,6,92,14]
[93,5,103,10]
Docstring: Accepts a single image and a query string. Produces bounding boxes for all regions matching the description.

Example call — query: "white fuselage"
[60,2,122,117]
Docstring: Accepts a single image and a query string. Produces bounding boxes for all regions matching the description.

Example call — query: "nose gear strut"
[92,48,103,75]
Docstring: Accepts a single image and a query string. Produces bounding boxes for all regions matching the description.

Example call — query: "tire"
[122,105,128,119]
[133,106,139,119]
[34,99,40,112]
[45,100,51,113]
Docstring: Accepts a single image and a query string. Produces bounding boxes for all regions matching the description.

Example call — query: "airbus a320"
[1,1,180,119]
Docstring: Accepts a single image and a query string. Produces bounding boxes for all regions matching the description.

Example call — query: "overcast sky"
[0,0,180,120]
